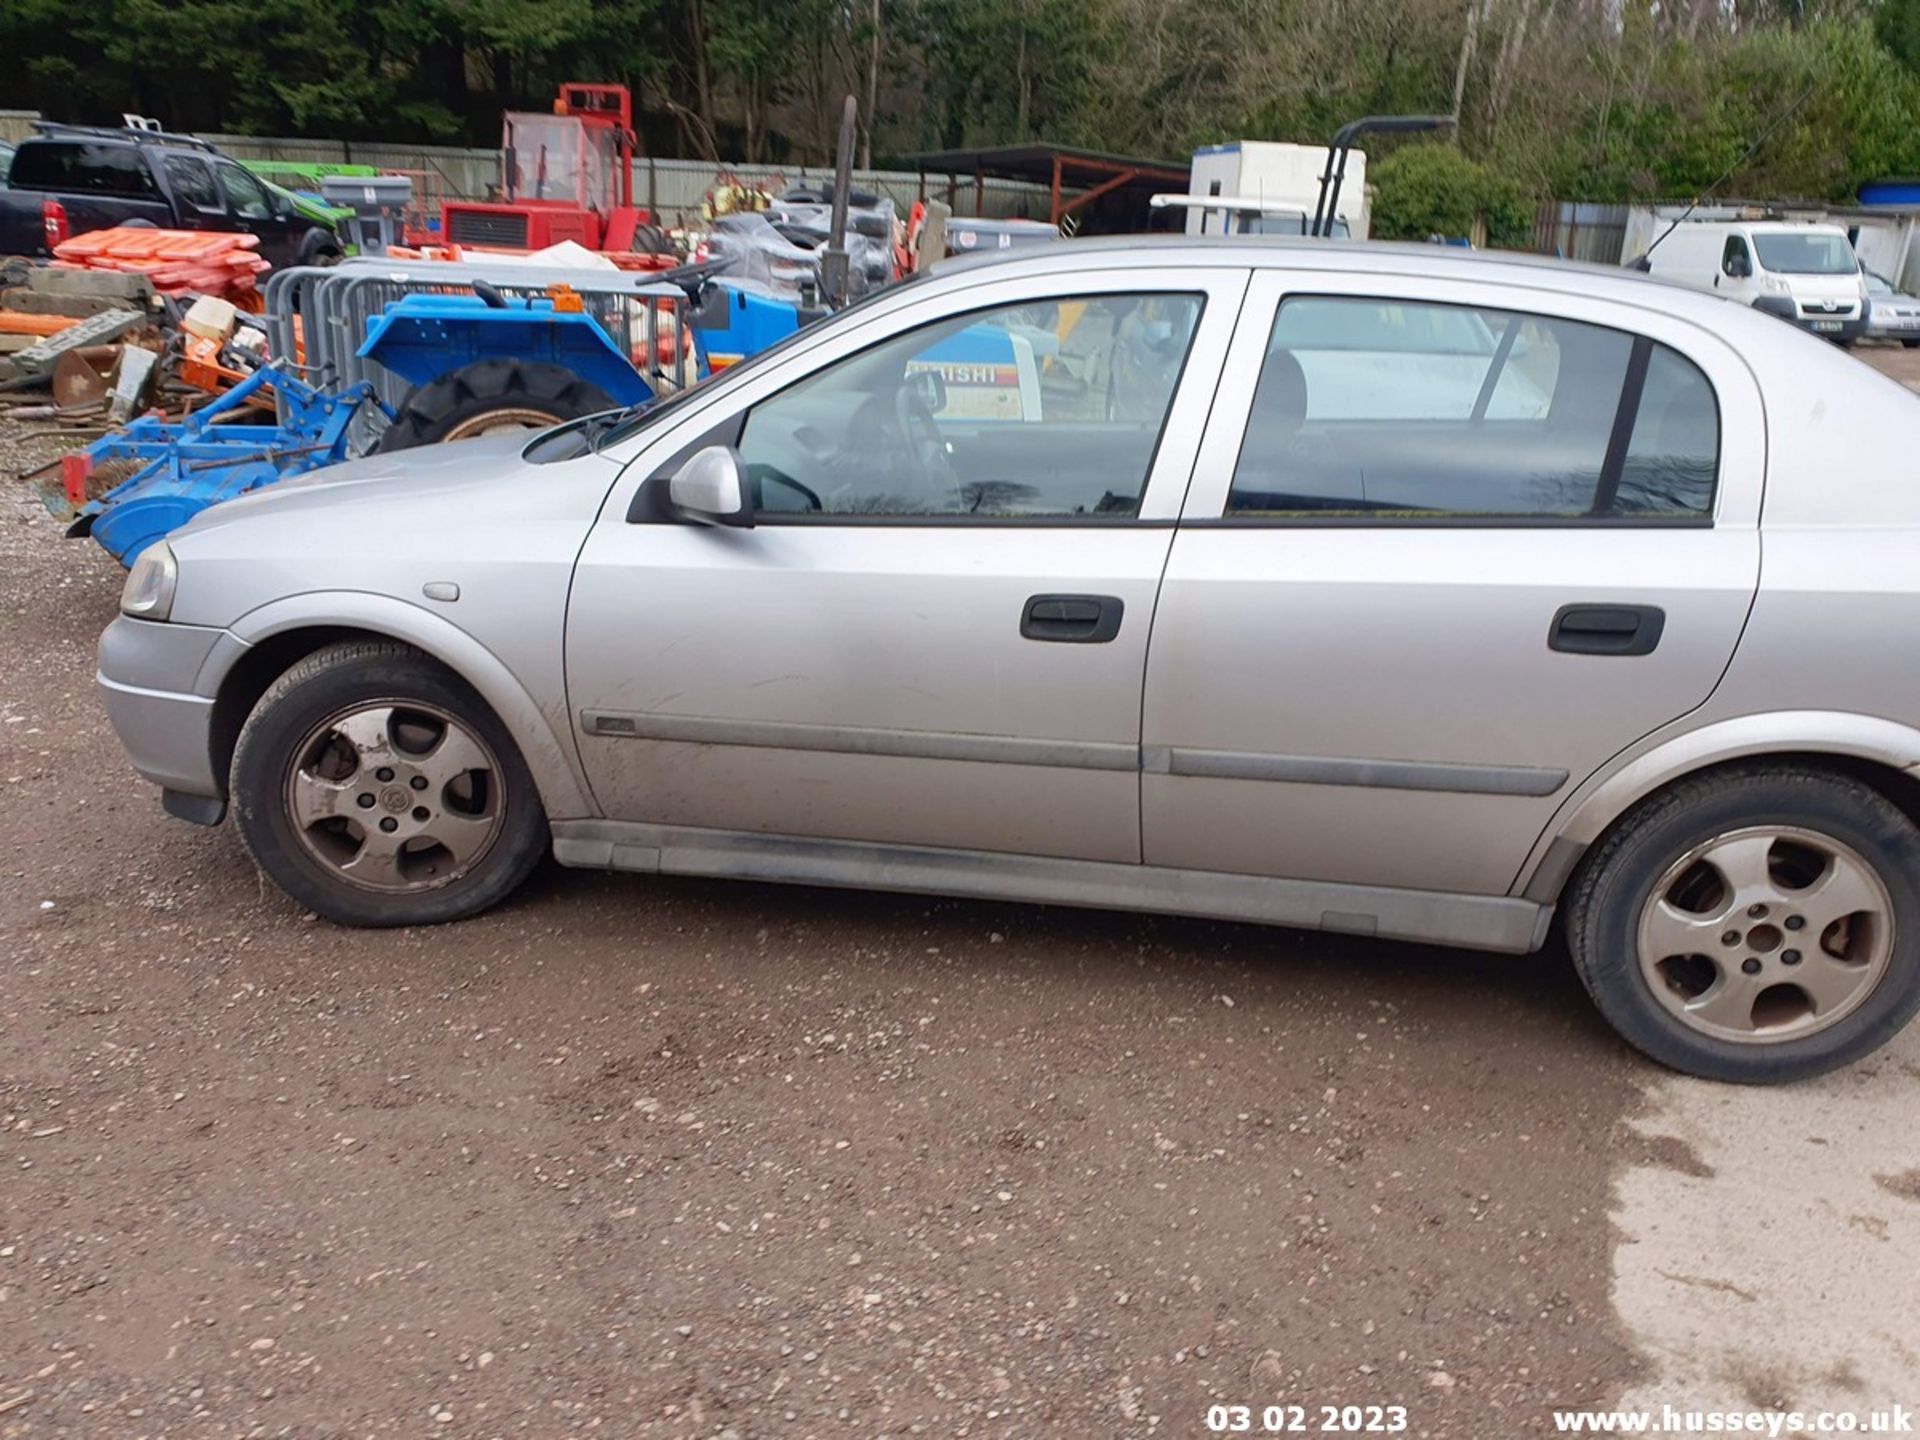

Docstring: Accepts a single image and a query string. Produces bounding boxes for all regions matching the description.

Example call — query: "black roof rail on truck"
[29,121,219,154]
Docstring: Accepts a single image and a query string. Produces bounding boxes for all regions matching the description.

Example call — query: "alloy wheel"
[283,701,504,893]
[1636,825,1894,1044]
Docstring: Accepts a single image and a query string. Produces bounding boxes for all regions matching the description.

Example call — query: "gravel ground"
[1,346,1915,1440]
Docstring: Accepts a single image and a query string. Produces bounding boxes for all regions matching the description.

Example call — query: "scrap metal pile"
[0,235,397,554]
[1,243,797,567]
[2,94,1013,570]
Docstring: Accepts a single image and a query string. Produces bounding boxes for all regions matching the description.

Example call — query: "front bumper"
[96,615,240,821]
[1752,295,1865,340]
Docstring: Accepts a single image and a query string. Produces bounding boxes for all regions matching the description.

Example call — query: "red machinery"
[440,84,669,257]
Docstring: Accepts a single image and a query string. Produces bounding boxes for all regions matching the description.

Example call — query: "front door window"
[216,162,272,220]
[735,293,1205,519]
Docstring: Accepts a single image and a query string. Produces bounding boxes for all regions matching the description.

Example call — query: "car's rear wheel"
[231,641,548,926]
[1564,765,1920,1083]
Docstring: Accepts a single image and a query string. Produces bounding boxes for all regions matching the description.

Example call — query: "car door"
[1717,233,1757,304]
[1141,268,1763,898]
[566,267,1247,863]
[212,159,295,265]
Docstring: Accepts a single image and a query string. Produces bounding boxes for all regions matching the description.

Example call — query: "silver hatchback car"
[99,239,1920,1083]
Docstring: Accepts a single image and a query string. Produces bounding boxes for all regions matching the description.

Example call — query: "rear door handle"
[1022,593,1124,643]
[1549,603,1665,656]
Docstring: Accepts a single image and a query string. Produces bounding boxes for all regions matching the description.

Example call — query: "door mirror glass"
[667,445,752,526]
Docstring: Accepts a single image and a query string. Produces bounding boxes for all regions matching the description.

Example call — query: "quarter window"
[1224,296,1718,521]
[736,292,1204,518]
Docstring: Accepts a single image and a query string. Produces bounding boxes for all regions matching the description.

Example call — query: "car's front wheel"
[231,641,548,926]
[1565,765,1920,1083]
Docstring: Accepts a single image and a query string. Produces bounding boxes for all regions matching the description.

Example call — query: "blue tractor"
[63,262,806,564]
[364,265,804,451]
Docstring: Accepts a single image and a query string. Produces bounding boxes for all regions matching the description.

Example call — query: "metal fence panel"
[263,258,695,451]
[1533,201,1629,265]
[196,133,1054,225]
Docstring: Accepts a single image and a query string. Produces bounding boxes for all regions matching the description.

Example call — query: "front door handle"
[1022,593,1124,643]
[1549,603,1665,656]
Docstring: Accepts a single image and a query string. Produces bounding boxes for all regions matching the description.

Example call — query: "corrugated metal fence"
[196,134,1054,226]
[1533,200,1630,265]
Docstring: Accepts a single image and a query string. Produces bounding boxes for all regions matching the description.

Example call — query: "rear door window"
[165,155,222,213]
[1224,295,1719,521]
[9,142,159,198]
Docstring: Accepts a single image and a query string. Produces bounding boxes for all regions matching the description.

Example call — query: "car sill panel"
[550,820,1546,954]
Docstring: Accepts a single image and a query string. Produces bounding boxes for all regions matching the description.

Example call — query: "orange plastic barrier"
[0,311,80,337]
[51,228,272,300]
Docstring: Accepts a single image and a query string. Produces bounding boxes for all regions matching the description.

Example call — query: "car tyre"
[231,640,548,927]
[1564,764,1920,1083]
[1903,339,1920,349]
[296,227,345,267]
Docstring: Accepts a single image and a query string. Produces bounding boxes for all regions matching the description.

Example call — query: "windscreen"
[504,113,590,208]
[1751,232,1858,275]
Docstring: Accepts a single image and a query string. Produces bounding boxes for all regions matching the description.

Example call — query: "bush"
[1370,144,1532,248]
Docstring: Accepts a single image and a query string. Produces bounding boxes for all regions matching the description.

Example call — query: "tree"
[6,0,1920,226]
[1370,142,1532,245]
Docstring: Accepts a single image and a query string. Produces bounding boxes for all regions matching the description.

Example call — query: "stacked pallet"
[51,229,271,304]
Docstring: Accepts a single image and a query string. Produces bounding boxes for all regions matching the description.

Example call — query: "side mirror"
[1725,253,1751,279]
[667,445,752,527]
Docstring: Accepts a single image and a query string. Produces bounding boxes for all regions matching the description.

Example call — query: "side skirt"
[550,820,1549,955]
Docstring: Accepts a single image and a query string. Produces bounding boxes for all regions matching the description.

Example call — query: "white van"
[1639,220,1866,344]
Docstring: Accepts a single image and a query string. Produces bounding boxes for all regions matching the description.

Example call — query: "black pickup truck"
[0,124,340,270]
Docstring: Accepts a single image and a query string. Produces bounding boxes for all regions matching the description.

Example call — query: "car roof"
[922,233,1768,336]
[26,123,218,155]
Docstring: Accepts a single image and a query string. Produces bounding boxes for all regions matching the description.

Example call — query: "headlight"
[120,541,178,621]
[1761,275,1790,295]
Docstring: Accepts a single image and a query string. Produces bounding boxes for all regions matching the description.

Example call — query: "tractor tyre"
[631,223,676,256]
[375,359,617,453]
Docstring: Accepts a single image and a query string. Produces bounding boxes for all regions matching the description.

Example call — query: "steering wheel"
[652,256,736,303]
[893,383,966,511]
